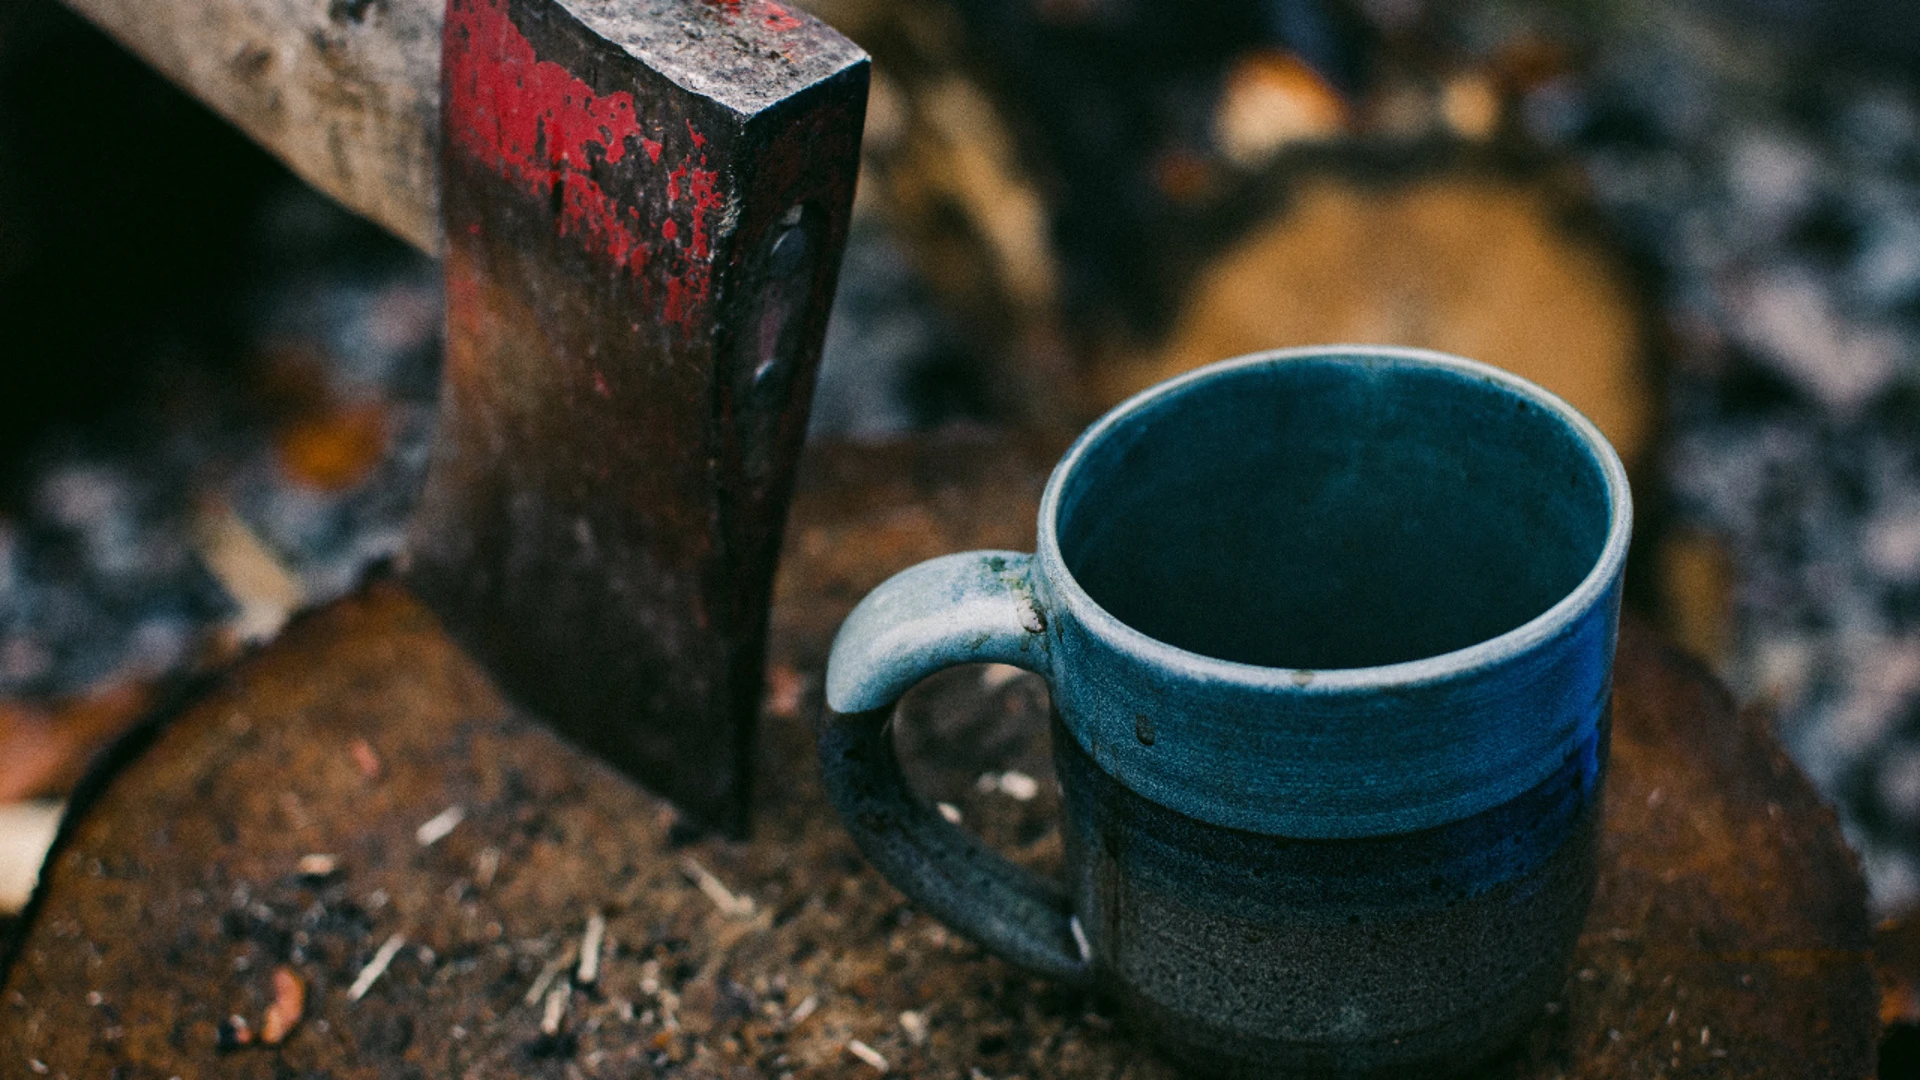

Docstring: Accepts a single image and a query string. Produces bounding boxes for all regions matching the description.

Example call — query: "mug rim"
[1035,344,1633,692]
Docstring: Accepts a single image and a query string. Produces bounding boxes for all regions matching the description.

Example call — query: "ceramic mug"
[817,346,1632,1077]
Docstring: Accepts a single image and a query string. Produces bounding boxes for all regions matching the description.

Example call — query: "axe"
[409,0,866,834]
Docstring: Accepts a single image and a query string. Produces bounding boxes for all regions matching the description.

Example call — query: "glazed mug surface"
[818,346,1632,1077]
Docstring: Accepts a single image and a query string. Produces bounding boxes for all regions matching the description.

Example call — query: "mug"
[818,346,1631,1077]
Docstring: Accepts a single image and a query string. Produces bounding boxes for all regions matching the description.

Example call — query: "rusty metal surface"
[410,0,866,832]
[0,434,1877,1078]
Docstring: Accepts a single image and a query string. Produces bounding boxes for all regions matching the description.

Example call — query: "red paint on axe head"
[445,0,647,268]
[443,0,727,328]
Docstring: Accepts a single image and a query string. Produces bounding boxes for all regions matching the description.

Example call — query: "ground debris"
[216,1014,253,1051]
[296,853,340,879]
[540,984,569,1036]
[525,941,579,1007]
[347,933,406,1002]
[260,966,305,1044]
[415,805,464,847]
[349,738,383,780]
[577,911,606,986]
[682,857,754,919]
[848,1037,889,1072]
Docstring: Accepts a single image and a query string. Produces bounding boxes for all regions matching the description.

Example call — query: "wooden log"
[59,0,446,253]
[0,434,1877,1078]
[1094,172,1657,471]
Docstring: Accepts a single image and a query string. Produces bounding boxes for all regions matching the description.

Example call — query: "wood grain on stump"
[1092,175,1656,472]
[0,435,1876,1078]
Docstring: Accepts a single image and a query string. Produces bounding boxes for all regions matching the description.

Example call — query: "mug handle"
[818,550,1091,987]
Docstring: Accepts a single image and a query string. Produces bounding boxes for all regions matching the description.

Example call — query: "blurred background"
[3,0,1920,1029]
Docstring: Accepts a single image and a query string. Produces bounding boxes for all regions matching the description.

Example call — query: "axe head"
[409,0,867,834]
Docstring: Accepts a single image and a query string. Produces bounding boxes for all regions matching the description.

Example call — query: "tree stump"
[0,434,1876,1078]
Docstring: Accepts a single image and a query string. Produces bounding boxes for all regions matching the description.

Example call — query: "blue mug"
[819,346,1632,1076]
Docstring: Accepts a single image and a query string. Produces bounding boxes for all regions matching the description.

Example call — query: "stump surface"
[0,434,1877,1078]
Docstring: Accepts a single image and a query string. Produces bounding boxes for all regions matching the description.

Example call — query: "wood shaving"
[296,854,339,878]
[975,770,1040,800]
[218,1014,254,1049]
[540,985,569,1036]
[847,1038,889,1072]
[998,770,1038,801]
[260,966,305,1044]
[523,941,579,1007]
[473,847,501,889]
[577,912,606,986]
[0,801,62,916]
[191,501,305,644]
[682,857,754,919]
[415,805,464,847]
[347,933,406,1002]
[349,738,382,779]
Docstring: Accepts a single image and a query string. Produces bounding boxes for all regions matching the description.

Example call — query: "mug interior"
[1054,355,1615,671]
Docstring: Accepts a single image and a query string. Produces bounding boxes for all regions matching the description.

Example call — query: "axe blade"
[410,0,867,834]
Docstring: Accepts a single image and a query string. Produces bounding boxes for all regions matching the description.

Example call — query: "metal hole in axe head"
[400,0,867,835]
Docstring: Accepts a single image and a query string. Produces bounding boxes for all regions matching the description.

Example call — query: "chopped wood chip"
[787,993,818,1026]
[217,1014,254,1050]
[347,933,406,1002]
[998,770,1039,801]
[349,738,382,779]
[847,1038,889,1072]
[899,1009,928,1045]
[577,912,606,986]
[415,805,465,847]
[974,770,1040,800]
[0,800,63,915]
[192,501,306,644]
[260,967,305,1044]
[524,942,579,1007]
[473,846,501,889]
[682,857,755,919]
[936,801,963,825]
[296,853,340,879]
[540,985,569,1036]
